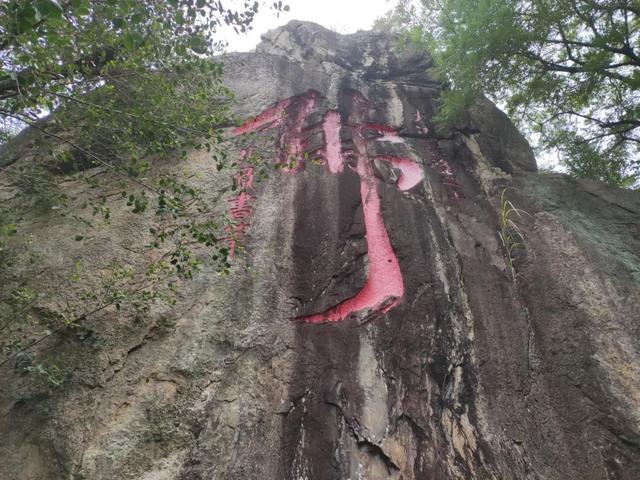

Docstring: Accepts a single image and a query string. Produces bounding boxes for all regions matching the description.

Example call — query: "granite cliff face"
[1,21,639,480]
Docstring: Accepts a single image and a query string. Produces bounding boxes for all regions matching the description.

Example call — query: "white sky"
[219,0,395,52]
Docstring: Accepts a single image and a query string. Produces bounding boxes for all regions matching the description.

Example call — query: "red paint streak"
[365,122,398,134]
[301,168,403,322]
[232,90,320,171]
[436,158,463,200]
[228,190,254,219]
[301,93,404,324]
[323,110,343,174]
[231,89,427,323]
[236,165,255,189]
[226,92,319,256]
[365,122,403,143]
[226,150,256,255]
[232,99,291,136]
[414,110,429,135]
[376,155,424,191]
[279,91,317,172]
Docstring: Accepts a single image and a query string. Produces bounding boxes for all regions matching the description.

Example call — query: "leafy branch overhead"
[1,0,262,103]
[0,0,287,274]
[382,0,640,187]
[0,0,287,164]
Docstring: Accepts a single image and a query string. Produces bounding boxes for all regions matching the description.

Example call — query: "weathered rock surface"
[1,21,639,479]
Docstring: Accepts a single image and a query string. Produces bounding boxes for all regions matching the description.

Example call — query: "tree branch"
[523,50,634,84]
[0,109,160,195]
[543,37,640,66]
[0,274,170,368]
[52,92,215,136]
[0,47,118,97]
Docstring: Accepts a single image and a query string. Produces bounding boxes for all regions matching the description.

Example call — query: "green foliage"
[6,286,37,323]
[497,189,528,278]
[1,0,257,127]
[385,0,640,187]
[7,163,68,209]
[0,219,18,268]
[78,261,179,316]
[23,362,70,388]
[373,0,424,33]
[0,254,184,368]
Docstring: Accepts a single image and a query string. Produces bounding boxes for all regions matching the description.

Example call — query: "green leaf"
[123,33,135,49]
[1,223,18,236]
[188,35,208,54]
[35,0,63,18]
[75,6,90,16]
[17,6,37,32]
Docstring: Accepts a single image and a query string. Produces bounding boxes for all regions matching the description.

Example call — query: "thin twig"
[0,275,170,368]
[0,110,160,195]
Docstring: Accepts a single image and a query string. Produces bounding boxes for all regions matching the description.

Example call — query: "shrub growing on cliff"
[497,189,529,278]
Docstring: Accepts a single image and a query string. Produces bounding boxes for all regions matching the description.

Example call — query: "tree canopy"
[1,0,270,123]
[381,0,640,187]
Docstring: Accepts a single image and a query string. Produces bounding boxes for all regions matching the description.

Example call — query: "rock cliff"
[1,21,639,480]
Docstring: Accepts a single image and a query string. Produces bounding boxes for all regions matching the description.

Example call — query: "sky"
[219,0,395,52]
